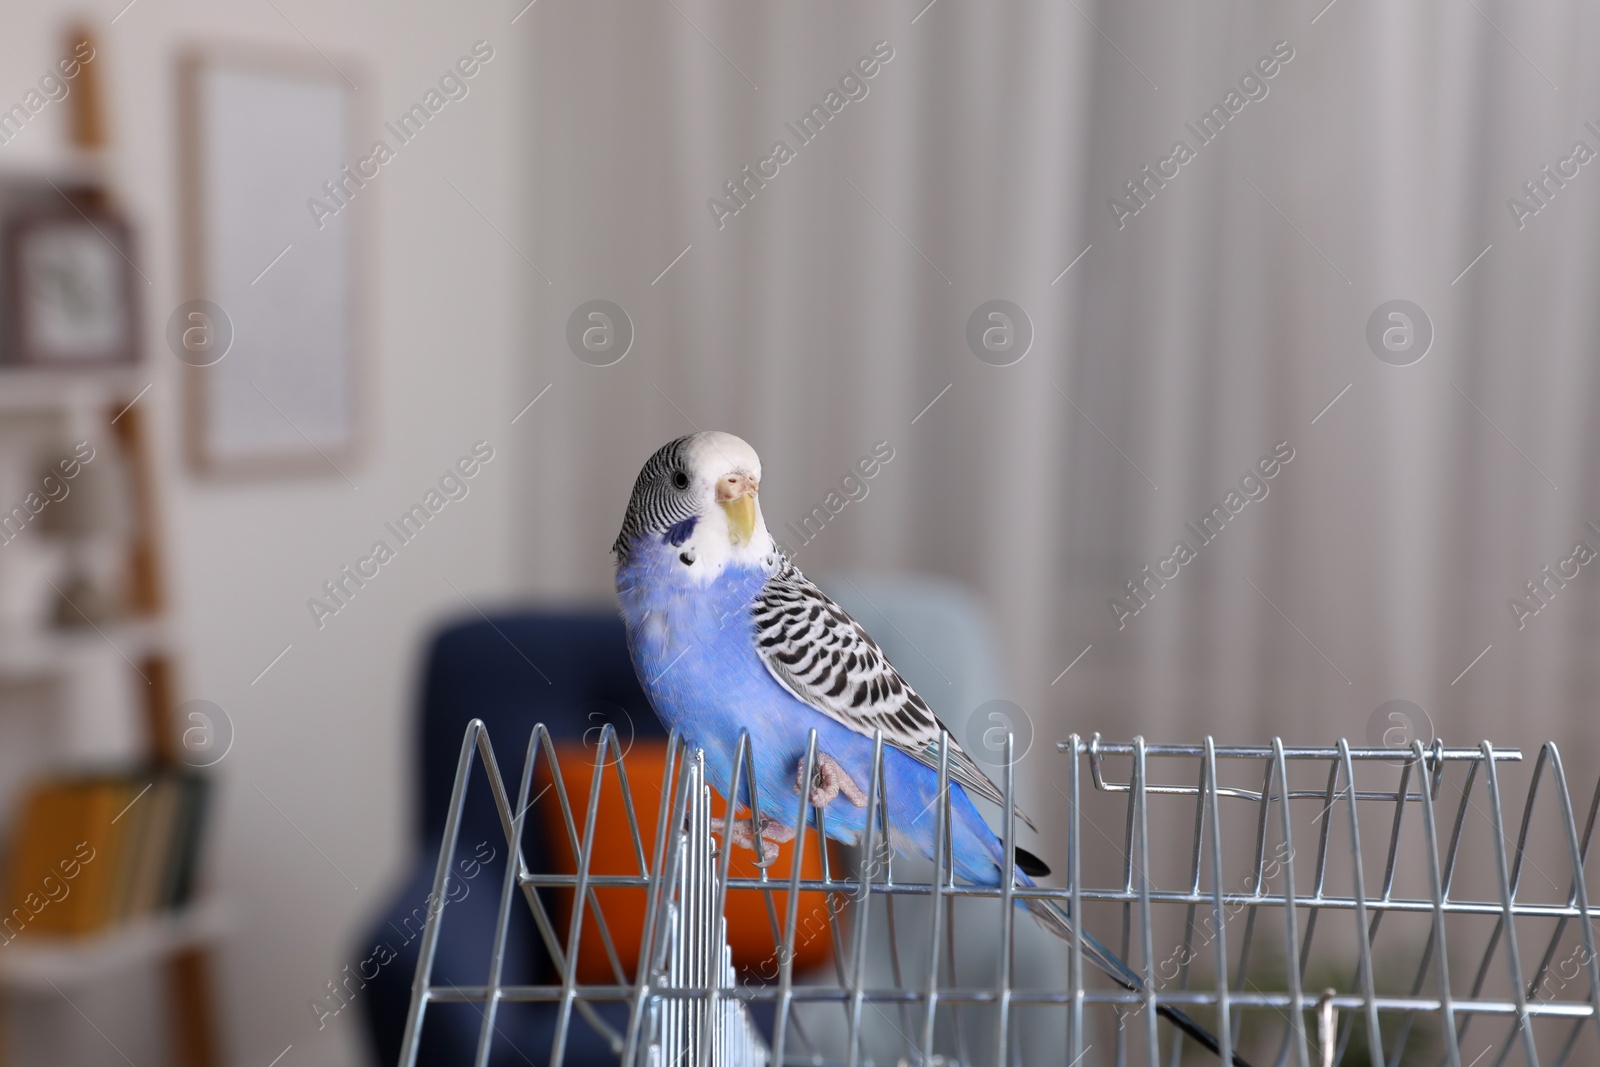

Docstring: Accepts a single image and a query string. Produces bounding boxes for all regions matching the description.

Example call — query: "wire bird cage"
[398,721,1600,1067]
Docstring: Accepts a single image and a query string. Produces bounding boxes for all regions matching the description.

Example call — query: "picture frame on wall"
[3,200,142,368]
[177,45,365,477]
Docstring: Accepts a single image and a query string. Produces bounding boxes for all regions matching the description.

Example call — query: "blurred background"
[0,0,1596,1064]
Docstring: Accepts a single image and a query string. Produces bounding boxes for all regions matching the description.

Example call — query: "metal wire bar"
[493,871,1600,925]
[607,725,654,877]
[1225,759,1279,1055]
[844,732,886,1067]
[1293,757,1343,1004]
[1168,752,1213,1066]
[1331,752,1418,1065]
[1482,741,1542,1066]
[399,722,628,1061]
[1488,744,1564,1067]
[881,843,915,1058]
[1382,756,1441,1067]
[702,732,750,1067]
[1411,736,1465,1067]
[1134,738,1162,1067]
[548,723,612,1065]
[1460,749,1545,1056]
[920,732,953,1064]
[1076,738,1517,807]
[1118,748,1138,1067]
[518,729,623,1048]
[620,730,686,1065]
[1066,732,1087,1067]
[770,730,819,1067]
[1337,738,1387,1065]
[996,730,1018,1067]
[422,983,1600,1013]
[947,887,972,1066]
[519,731,629,1051]
[1442,760,1482,899]
[398,720,484,1065]
[1376,759,1481,1065]
[1549,771,1600,1065]
[1541,746,1600,1061]
[472,723,542,1067]
[653,749,767,1067]
[399,725,1600,1067]
[1269,738,1312,1067]
[812,803,857,1012]
[536,728,634,989]
[727,732,819,1061]
[1203,738,1237,1067]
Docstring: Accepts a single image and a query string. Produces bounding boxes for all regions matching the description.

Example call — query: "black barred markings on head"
[612,434,701,560]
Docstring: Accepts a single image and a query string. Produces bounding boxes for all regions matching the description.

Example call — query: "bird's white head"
[613,431,776,580]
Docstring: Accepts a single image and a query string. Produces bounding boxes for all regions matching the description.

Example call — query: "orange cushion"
[537,740,836,984]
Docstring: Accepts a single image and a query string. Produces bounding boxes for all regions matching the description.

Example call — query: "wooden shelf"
[0,151,104,187]
[0,617,172,680]
[0,899,228,991]
[0,24,227,1067]
[0,367,148,416]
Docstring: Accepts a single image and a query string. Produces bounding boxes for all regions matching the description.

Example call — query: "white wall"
[1,2,526,1064]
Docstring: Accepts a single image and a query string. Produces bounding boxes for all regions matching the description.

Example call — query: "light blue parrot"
[613,431,1247,1065]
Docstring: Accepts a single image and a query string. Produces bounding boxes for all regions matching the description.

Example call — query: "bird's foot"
[797,751,870,809]
[709,811,795,867]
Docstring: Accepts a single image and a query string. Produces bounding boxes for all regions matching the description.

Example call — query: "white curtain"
[1062,0,1600,770]
[518,0,1600,836]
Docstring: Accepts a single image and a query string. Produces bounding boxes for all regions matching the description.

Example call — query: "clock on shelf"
[3,197,141,369]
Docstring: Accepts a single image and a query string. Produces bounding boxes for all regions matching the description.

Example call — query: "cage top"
[1059,733,1524,761]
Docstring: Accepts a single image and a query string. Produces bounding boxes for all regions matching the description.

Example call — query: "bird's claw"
[798,751,870,809]
[709,811,794,867]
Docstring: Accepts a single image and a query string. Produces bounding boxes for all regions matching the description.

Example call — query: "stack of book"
[1,770,211,940]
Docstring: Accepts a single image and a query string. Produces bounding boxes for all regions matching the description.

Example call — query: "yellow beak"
[720,494,756,545]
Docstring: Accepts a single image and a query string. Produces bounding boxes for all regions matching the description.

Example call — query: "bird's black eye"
[672,470,690,490]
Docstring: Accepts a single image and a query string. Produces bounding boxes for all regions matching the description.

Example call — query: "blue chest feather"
[614,538,778,737]
[614,536,1008,886]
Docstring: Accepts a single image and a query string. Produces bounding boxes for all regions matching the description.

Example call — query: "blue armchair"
[357,574,1029,1066]
[357,610,664,1067]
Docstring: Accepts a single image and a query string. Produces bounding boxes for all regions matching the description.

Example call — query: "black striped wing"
[752,558,1036,830]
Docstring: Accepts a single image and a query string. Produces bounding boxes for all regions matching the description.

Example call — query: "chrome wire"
[400,722,1600,1067]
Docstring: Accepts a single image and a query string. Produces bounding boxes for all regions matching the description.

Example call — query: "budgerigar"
[613,431,1249,1066]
